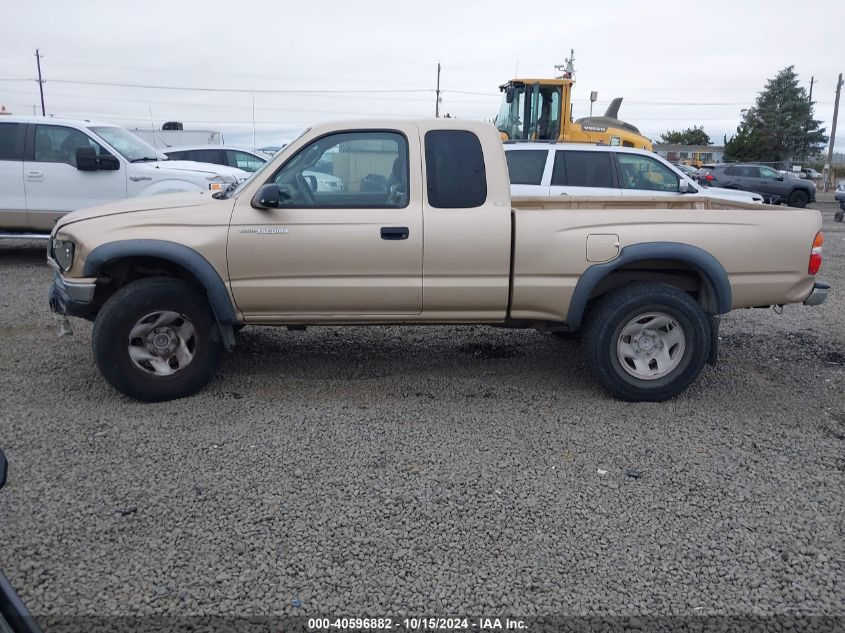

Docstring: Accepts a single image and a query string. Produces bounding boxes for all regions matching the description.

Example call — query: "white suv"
[0,117,247,238]
[504,143,764,204]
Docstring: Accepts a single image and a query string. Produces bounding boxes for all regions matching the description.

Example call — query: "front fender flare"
[83,240,238,343]
[566,242,732,329]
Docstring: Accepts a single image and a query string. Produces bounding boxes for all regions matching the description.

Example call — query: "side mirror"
[0,449,7,489]
[98,154,120,171]
[505,86,514,104]
[76,147,120,171]
[678,179,696,194]
[251,183,282,209]
[775,176,784,181]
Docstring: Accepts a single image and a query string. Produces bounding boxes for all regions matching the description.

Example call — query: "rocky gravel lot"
[0,203,843,628]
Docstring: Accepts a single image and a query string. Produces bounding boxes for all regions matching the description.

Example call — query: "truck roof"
[0,115,119,128]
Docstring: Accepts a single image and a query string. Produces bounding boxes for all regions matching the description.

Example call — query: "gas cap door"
[586,234,620,263]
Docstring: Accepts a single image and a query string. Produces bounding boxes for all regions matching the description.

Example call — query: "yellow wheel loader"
[496,77,653,151]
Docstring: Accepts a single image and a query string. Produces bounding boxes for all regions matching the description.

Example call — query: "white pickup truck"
[0,117,247,238]
[48,119,828,403]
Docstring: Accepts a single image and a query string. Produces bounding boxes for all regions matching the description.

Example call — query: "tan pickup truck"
[48,119,829,402]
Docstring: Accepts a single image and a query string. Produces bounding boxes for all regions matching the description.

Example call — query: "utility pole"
[826,73,842,191]
[35,48,45,116]
[808,76,814,103]
[435,62,441,118]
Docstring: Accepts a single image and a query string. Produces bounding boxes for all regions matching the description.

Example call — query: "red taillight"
[705,174,714,181]
[808,231,824,275]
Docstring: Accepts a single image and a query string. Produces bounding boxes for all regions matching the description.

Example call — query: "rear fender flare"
[566,242,732,329]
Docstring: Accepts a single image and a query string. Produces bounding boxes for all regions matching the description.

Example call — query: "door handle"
[26,170,43,182]
[380,226,409,240]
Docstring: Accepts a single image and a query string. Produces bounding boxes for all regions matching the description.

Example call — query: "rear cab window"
[424,130,486,208]
[505,149,548,185]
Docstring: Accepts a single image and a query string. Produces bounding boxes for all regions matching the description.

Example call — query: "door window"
[616,153,679,192]
[0,122,24,160]
[551,151,614,188]
[34,125,108,167]
[759,166,780,179]
[424,130,486,208]
[186,149,223,165]
[272,131,408,208]
[505,150,548,185]
[736,165,760,178]
[228,150,266,172]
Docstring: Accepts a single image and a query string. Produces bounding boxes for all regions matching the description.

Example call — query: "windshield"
[496,84,561,142]
[228,128,311,198]
[496,86,524,140]
[89,126,163,162]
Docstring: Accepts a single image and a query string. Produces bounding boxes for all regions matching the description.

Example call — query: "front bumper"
[803,281,830,306]
[48,273,97,320]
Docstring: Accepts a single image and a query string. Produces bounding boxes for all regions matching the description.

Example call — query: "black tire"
[787,189,809,208]
[582,282,711,402]
[93,277,222,401]
[835,210,844,223]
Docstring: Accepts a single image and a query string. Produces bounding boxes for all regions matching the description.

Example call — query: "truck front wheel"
[93,278,222,401]
[582,282,711,402]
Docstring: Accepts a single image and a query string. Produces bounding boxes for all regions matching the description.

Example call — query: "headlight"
[52,239,75,272]
[206,175,235,191]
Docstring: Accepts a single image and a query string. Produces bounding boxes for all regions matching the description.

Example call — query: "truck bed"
[509,195,821,322]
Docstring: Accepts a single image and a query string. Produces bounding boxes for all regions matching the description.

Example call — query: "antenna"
[251,88,256,152]
[148,102,160,168]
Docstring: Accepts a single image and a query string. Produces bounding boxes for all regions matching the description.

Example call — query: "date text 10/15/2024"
[307,617,527,631]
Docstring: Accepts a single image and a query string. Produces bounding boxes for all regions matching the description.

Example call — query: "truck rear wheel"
[93,278,222,402]
[582,282,711,401]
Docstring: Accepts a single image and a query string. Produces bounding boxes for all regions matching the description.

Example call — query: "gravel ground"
[0,203,843,628]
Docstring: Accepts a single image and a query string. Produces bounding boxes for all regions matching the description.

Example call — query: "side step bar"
[0,232,50,241]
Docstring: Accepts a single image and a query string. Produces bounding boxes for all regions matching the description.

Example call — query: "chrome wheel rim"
[127,311,197,376]
[616,312,686,381]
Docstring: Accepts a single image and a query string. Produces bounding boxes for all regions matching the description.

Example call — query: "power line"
[46,78,434,94]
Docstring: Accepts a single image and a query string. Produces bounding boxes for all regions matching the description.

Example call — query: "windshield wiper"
[130,157,162,163]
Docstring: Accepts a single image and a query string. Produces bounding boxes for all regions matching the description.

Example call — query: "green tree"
[658,126,712,145]
[725,66,827,164]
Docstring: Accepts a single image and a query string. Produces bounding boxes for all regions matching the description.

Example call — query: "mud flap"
[708,315,720,366]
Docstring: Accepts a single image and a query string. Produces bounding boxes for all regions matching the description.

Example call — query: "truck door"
[227,127,423,318]
[0,121,27,232]
[420,128,512,319]
[23,124,126,232]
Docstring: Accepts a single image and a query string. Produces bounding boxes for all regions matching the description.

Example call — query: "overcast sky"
[2,0,843,150]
